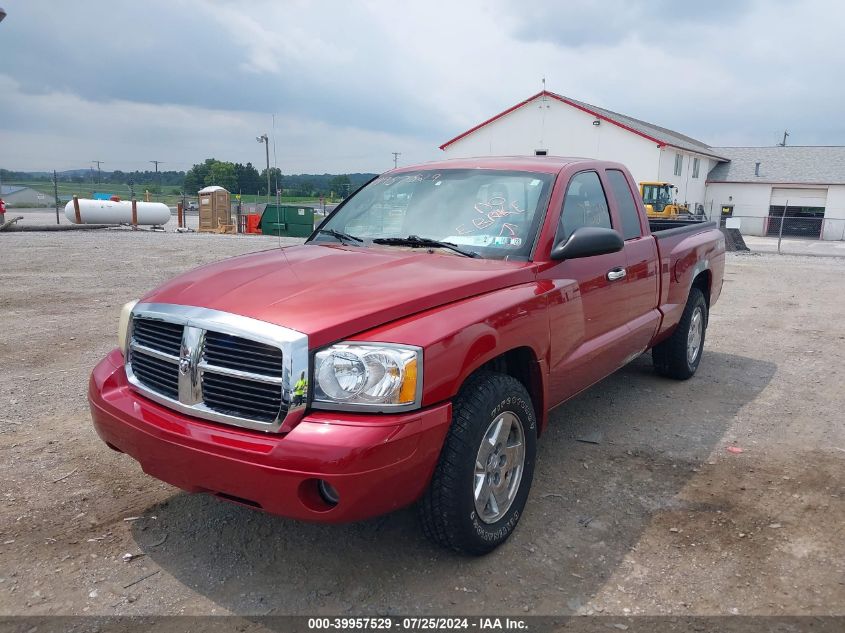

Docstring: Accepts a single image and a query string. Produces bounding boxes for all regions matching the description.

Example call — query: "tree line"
[1,168,185,187]
[182,159,375,197]
[2,163,377,198]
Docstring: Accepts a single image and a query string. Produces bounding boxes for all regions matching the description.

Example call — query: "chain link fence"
[702,202,845,241]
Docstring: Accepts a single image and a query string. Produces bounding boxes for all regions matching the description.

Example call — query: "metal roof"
[1,185,27,195]
[440,91,729,161]
[707,146,845,184]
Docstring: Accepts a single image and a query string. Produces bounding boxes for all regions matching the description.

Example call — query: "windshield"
[312,169,555,260]
[642,184,672,204]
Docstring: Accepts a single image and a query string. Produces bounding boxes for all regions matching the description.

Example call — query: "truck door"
[542,170,637,406]
[604,169,661,353]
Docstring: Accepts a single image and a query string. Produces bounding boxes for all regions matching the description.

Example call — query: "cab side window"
[606,169,642,240]
[559,171,611,241]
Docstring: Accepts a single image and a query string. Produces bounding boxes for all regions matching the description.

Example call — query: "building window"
[692,157,701,178]
[534,149,547,156]
[673,153,683,177]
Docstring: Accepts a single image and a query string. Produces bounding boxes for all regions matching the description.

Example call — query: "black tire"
[653,287,708,380]
[419,371,537,555]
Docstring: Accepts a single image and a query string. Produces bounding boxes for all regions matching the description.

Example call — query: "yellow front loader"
[639,182,689,219]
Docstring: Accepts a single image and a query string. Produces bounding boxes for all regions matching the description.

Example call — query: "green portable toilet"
[260,205,316,237]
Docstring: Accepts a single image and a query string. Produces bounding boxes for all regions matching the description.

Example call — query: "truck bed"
[648,218,724,344]
[648,218,717,238]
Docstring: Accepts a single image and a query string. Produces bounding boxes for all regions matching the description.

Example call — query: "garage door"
[770,188,827,207]
[767,188,827,238]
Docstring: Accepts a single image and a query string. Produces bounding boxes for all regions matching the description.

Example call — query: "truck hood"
[142,244,536,347]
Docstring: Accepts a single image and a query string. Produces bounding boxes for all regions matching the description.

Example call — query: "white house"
[439,91,845,241]
[439,90,729,215]
[705,146,845,241]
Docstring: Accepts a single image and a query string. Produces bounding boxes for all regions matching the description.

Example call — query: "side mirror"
[551,227,624,260]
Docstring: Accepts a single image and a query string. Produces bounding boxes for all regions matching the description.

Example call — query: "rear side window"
[606,169,642,240]
[559,171,611,241]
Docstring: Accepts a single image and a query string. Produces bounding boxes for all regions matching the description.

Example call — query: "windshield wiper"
[314,228,363,245]
[372,235,479,258]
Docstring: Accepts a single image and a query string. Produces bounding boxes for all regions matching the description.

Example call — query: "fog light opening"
[317,480,340,506]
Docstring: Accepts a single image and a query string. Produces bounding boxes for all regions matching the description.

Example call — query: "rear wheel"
[653,287,708,380]
[419,371,537,555]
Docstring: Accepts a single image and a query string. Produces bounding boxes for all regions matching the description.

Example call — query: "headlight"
[313,343,421,410]
[117,300,139,353]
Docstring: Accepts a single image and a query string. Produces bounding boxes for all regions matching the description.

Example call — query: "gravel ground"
[0,228,843,617]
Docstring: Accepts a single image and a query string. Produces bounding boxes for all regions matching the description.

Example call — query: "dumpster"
[260,205,315,237]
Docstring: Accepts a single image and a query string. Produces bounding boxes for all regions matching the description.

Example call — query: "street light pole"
[257,134,270,205]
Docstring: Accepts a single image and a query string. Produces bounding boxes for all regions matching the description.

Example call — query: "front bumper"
[89,349,452,522]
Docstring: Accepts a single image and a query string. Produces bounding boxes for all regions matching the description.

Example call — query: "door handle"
[607,267,627,281]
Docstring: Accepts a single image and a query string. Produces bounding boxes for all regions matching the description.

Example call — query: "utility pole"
[92,160,103,185]
[257,134,270,205]
[778,130,790,147]
[149,160,163,199]
[53,170,60,224]
[392,152,401,169]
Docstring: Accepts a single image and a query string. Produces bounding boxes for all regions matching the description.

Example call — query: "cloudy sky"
[1,0,843,173]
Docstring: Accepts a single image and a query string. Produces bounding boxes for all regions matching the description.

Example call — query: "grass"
[235,194,331,205]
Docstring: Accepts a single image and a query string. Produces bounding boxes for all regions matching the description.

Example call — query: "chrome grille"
[129,318,182,398]
[203,331,284,377]
[201,372,282,422]
[129,348,180,399]
[124,304,309,433]
[132,318,184,356]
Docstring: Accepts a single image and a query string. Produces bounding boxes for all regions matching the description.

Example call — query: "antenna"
[538,77,549,148]
[778,130,790,147]
[392,152,401,169]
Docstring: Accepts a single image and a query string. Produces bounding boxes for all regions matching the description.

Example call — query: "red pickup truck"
[89,157,725,555]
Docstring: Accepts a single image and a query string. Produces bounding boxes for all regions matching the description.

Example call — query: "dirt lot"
[0,228,843,617]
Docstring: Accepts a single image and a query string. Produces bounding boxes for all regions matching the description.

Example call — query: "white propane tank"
[64,199,172,226]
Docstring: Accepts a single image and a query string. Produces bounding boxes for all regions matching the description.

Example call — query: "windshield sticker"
[444,235,523,248]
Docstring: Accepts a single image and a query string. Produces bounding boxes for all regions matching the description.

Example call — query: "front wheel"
[653,287,708,379]
[419,371,537,555]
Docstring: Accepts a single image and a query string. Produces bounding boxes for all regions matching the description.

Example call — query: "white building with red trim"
[440,91,845,241]
[439,90,728,217]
